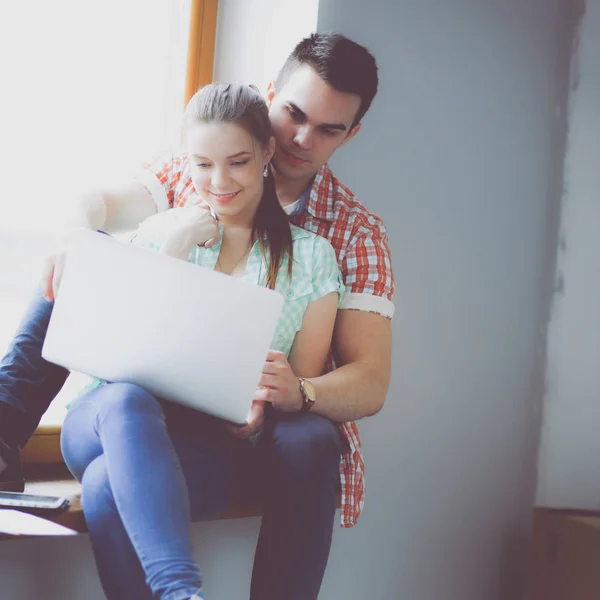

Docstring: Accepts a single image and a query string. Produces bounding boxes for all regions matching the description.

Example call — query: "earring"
[263,164,269,177]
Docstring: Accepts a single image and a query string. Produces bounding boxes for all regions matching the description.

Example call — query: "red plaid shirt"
[138,155,395,527]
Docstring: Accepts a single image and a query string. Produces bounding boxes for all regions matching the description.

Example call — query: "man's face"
[268,64,362,184]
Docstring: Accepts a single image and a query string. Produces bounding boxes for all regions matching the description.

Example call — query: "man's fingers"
[40,256,56,302]
[51,255,65,301]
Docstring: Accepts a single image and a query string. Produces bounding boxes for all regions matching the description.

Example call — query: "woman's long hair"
[183,83,293,289]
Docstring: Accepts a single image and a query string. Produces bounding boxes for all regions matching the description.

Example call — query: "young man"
[0,33,394,599]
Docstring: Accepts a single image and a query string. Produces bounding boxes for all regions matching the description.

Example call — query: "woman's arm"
[287,292,339,378]
[229,292,339,437]
[254,292,339,414]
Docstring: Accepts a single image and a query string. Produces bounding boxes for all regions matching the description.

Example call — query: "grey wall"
[537,0,600,509]
[0,1,577,599]
[316,1,568,599]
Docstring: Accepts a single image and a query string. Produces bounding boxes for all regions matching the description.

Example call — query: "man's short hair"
[275,33,379,129]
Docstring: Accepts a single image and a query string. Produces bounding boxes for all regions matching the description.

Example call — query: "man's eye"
[287,107,301,121]
[322,129,338,137]
[196,163,210,168]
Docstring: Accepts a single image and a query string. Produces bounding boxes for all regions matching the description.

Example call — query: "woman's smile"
[209,190,241,203]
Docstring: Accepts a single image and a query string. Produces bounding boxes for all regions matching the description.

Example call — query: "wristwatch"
[298,378,316,412]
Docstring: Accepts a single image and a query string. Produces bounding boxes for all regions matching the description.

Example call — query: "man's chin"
[272,158,312,182]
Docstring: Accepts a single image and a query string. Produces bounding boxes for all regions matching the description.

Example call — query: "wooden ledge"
[1,466,341,540]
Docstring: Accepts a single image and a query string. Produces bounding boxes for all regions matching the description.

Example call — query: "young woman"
[60,83,343,600]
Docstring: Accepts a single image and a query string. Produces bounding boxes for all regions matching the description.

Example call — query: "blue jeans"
[0,288,68,447]
[1,290,342,599]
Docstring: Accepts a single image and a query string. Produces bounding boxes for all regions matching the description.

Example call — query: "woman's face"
[187,121,274,224]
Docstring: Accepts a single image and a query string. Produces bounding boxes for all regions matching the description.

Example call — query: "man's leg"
[251,411,342,600]
[0,287,68,447]
[0,288,68,490]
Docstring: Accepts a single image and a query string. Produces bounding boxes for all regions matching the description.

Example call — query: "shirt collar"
[305,164,335,222]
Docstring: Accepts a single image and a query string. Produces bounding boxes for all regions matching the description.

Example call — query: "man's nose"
[293,125,313,150]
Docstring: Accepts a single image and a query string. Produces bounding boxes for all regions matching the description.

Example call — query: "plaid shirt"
[138,156,395,528]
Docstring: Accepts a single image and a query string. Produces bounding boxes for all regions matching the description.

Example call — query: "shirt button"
[286,289,294,298]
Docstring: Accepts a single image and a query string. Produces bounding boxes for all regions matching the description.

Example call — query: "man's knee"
[268,413,342,478]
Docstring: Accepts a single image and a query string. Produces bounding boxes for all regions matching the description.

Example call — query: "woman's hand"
[253,350,304,412]
[225,400,266,439]
[139,205,220,260]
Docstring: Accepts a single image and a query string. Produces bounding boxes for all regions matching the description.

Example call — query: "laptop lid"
[42,229,284,424]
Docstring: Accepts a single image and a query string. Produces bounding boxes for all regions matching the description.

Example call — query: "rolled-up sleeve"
[340,229,395,319]
[134,155,188,213]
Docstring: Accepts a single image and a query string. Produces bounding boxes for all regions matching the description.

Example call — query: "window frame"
[22,0,219,465]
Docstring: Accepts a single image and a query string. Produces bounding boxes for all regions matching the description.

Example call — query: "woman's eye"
[196,163,210,168]
[231,160,249,167]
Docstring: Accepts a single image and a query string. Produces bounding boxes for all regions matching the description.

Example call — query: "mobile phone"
[0,491,70,512]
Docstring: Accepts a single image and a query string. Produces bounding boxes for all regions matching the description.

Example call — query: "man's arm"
[255,309,392,423]
[42,182,159,301]
[68,182,157,233]
[309,310,391,422]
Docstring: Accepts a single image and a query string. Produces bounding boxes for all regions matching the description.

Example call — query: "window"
[0,1,217,458]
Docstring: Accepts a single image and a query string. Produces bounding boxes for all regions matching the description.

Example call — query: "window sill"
[12,426,342,541]
[22,424,63,465]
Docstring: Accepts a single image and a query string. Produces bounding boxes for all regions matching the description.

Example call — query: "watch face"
[303,379,317,402]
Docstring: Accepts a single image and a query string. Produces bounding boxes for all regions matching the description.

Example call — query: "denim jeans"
[0,288,68,447]
[0,288,342,599]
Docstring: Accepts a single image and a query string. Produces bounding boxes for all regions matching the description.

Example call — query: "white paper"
[0,509,77,536]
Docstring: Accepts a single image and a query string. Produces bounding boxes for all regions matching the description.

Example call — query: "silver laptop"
[42,229,284,424]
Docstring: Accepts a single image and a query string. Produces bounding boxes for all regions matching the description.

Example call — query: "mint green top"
[72,217,344,400]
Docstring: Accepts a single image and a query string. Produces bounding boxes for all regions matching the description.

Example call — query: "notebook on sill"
[42,229,284,424]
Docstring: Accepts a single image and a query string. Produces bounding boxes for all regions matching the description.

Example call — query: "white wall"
[536,0,600,509]
[212,0,319,93]
[0,1,577,599]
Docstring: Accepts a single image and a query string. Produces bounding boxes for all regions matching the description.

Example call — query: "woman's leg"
[61,382,203,600]
[79,454,153,599]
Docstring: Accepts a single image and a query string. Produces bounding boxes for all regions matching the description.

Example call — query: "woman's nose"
[211,167,230,187]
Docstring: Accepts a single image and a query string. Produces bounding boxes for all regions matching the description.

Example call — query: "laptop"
[42,229,284,424]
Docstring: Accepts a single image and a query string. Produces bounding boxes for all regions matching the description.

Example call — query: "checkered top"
[137,155,396,527]
[131,215,344,356]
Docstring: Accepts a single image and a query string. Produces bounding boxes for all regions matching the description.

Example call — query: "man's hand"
[40,252,65,302]
[254,350,303,412]
[225,400,266,439]
[40,228,82,302]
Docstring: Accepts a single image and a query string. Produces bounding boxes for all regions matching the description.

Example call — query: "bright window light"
[0,1,192,423]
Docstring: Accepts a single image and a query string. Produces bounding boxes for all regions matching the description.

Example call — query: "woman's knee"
[95,383,162,422]
[61,383,163,479]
